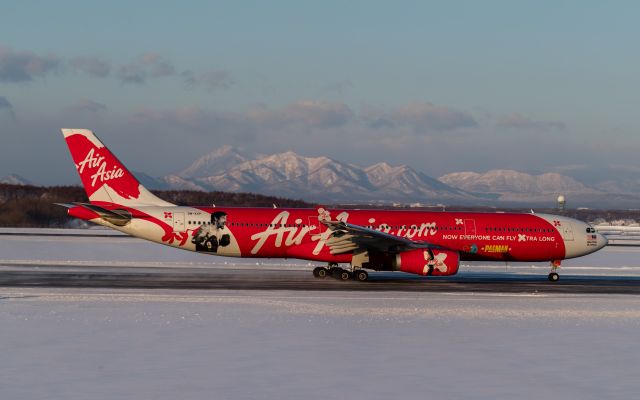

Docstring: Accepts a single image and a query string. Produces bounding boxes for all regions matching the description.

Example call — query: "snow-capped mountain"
[159,148,474,203]
[437,169,607,204]
[161,175,208,191]
[4,145,637,206]
[0,174,34,186]
[178,145,249,178]
[364,162,468,199]
[132,171,170,190]
[439,170,595,194]
[157,149,630,205]
[195,151,375,197]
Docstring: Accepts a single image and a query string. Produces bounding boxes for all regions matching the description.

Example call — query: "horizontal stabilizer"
[56,202,131,226]
[75,203,131,226]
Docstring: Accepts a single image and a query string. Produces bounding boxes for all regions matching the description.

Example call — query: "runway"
[2,264,640,294]
[2,228,640,295]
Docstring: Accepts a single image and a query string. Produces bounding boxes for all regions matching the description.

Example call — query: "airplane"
[58,128,608,283]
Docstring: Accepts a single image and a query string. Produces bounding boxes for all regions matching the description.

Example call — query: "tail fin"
[61,129,172,207]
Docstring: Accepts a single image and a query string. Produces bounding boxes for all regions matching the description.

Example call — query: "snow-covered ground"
[1,228,640,399]
[2,288,639,400]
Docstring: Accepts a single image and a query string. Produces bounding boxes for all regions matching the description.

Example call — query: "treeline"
[0,184,310,227]
[0,184,87,227]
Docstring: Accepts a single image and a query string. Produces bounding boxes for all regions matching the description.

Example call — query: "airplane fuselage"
[71,204,606,265]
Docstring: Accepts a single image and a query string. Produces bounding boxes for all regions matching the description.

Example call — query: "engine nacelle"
[392,248,460,276]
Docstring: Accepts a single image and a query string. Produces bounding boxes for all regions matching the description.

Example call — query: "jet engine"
[392,248,460,276]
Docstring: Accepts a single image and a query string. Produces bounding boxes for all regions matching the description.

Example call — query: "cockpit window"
[586,227,596,233]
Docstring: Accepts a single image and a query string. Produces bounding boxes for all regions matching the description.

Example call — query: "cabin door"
[464,219,476,236]
[560,222,574,241]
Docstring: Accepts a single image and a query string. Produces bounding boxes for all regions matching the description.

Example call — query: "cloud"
[0,46,235,93]
[366,117,395,129]
[70,56,111,77]
[0,46,61,82]
[0,96,14,118]
[364,101,478,133]
[130,100,354,144]
[64,99,107,113]
[247,101,354,129]
[497,113,566,131]
[0,96,11,110]
[395,102,478,132]
[281,100,353,128]
[132,106,208,129]
[131,100,476,142]
[116,53,176,84]
[141,53,175,77]
[131,106,257,142]
[182,69,234,91]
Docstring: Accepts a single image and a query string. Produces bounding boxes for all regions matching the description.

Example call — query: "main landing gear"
[548,260,561,282]
[312,263,369,282]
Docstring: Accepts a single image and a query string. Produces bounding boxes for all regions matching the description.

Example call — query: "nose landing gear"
[548,260,561,282]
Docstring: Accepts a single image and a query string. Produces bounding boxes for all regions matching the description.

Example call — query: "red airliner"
[58,129,607,282]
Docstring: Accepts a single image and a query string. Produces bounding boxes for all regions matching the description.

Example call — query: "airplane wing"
[322,220,438,255]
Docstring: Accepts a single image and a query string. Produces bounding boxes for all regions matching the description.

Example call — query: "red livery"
[59,129,607,282]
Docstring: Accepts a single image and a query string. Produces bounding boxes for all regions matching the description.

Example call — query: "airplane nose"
[597,233,608,249]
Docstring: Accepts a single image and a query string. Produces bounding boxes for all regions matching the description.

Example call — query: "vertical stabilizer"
[61,129,173,206]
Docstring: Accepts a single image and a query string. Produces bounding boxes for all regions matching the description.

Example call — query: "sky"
[1,0,639,185]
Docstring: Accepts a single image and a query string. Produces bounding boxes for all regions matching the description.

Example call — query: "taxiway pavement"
[1,264,639,294]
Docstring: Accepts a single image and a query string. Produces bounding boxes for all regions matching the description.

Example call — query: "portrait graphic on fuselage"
[192,211,240,256]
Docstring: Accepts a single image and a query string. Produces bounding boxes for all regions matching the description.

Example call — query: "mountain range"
[153,146,472,203]
[6,147,640,207]
[130,146,640,207]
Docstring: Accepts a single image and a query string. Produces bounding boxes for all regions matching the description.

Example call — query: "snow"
[1,229,640,399]
[439,169,592,194]
[1,289,639,400]
[0,173,34,186]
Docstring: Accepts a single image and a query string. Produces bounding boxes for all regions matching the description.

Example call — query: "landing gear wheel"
[331,268,344,279]
[354,270,369,282]
[548,272,560,282]
[339,270,352,281]
[313,267,328,279]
